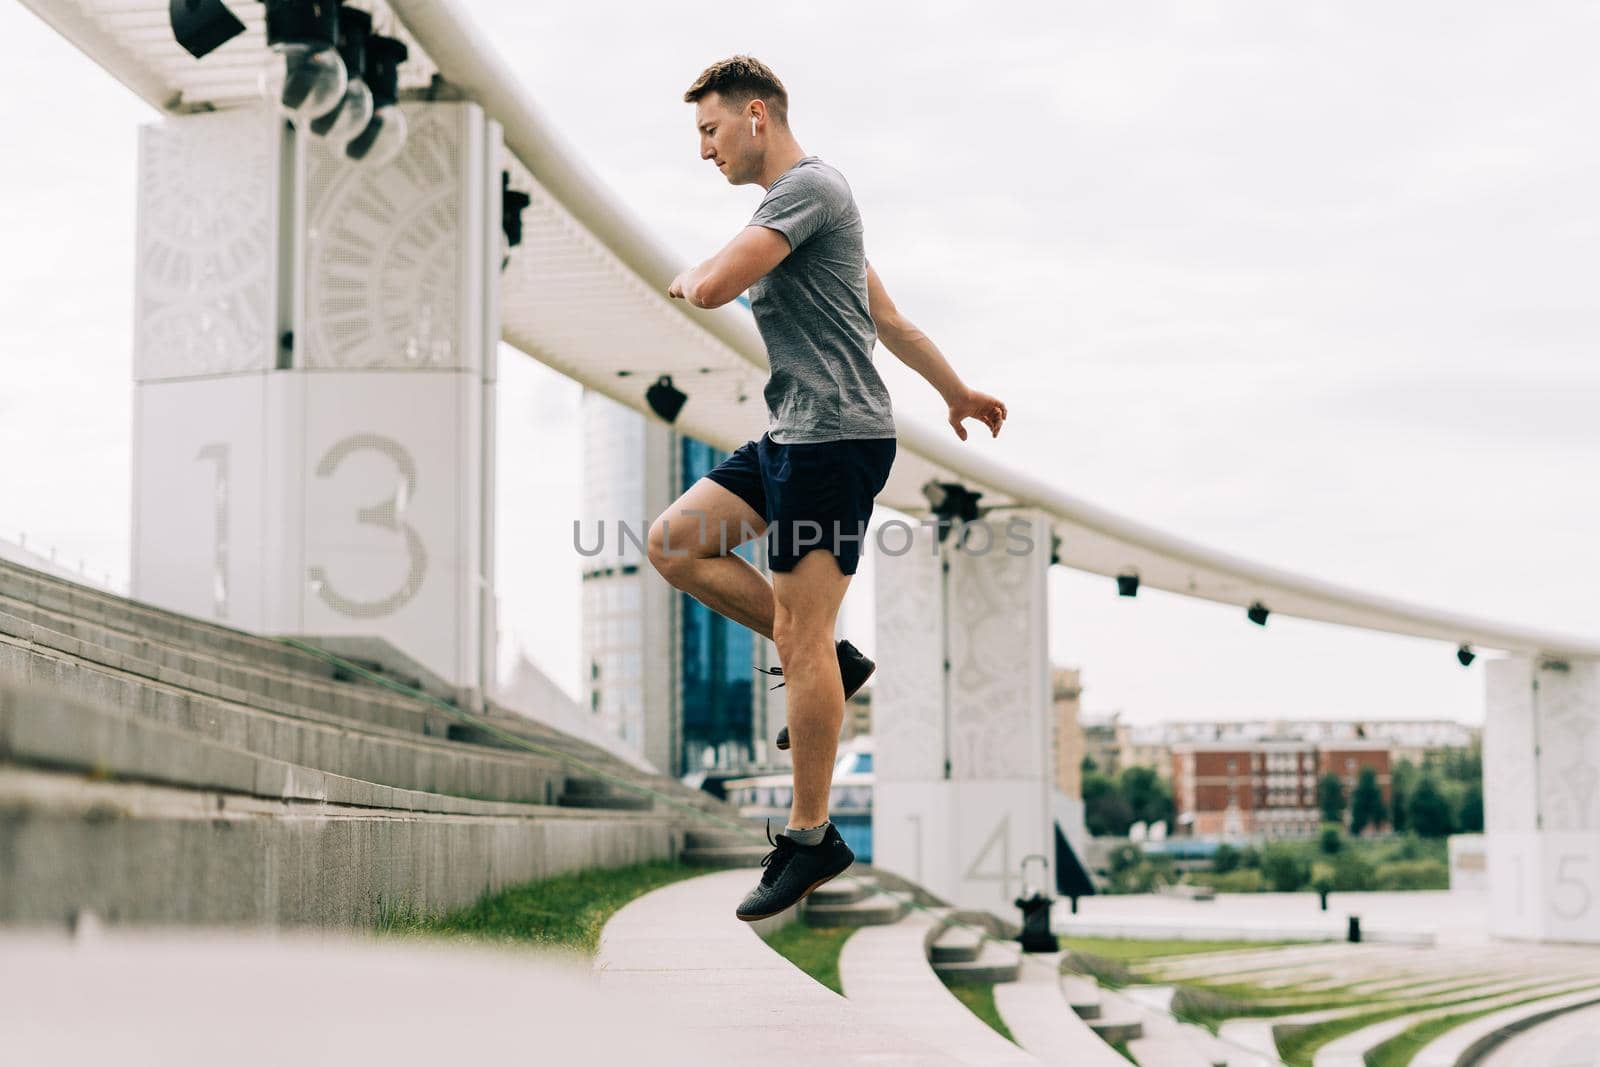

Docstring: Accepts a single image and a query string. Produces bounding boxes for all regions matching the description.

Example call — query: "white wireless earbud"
[751,116,757,136]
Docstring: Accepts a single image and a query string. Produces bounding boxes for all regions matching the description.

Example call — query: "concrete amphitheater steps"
[596,868,966,1065]
[804,886,912,928]
[1311,978,1600,1067]
[991,952,1129,1067]
[0,680,679,925]
[1411,987,1600,1067]
[837,909,1038,1065]
[934,938,1025,986]
[0,559,723,818]
[0,560,372,685]
[1478,1000,1600,1067]
[1,631,584,807]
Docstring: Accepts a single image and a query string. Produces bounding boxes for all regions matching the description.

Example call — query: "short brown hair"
[682,55,789,126]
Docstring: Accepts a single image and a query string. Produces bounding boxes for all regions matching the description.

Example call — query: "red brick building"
[1172,740,1391,838]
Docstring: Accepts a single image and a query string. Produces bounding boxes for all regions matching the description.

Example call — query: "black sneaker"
[735,821,855,923]
[762,639,875,752]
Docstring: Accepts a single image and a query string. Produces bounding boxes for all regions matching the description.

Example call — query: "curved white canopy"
[20,0,1599,660]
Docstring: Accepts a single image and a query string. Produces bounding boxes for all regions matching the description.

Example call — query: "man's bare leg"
[647,478,775,639]
[771,549,852,828]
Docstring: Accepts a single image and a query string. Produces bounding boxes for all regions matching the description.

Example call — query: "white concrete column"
[874,509,1053,916]
[1485,655,1600,942]
[131,104,501,705]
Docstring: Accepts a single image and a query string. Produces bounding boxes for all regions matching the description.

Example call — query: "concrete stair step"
[681,845,771,869]
[928,923,986,964]
[0,602,449,741]
[933,939,1024,987]
[684,827,753,850]
[0,561,352,685]
[807,875,877,908]
[802,888,909,928]
[1088,1007,1145,1045]
[1061,974,1104,1018]
[1126,1036,1222,1067]
[557,788,653,812]
[2,597,707,818]
[992,952,1131,1067]
[0,681,679,925]
[0,635,575,806]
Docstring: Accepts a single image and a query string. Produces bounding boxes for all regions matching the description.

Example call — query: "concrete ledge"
[596,869,965,1065]
[0,931,704,1066]
[1411,988,1600,1067]
[838,910,1037,1065]
[0,764,678,926]
[992,951,1127,1067]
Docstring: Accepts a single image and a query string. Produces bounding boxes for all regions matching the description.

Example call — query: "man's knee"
[772,609,833,666]
[647,515,691,581]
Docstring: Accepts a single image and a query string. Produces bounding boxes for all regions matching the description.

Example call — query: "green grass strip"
[373,859,702,957]
[764,921,858,995]
[1273,982,1568,1067]
[1064,937,1303,964]
[942,980,1017,1044]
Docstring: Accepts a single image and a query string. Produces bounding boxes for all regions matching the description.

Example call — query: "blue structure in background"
[679,438,756,769]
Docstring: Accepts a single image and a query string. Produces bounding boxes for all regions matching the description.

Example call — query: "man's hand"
[948,387,1008,441]
[667,269,692,300]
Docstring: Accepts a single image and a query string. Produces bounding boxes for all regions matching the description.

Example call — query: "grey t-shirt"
[747,157,896,444]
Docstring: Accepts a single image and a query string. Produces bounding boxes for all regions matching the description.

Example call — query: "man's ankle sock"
[784,821,830,847]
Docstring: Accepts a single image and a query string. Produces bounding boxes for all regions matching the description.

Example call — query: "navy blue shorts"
[703,432,897,575]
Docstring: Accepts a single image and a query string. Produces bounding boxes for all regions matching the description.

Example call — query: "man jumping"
[651,55,1008,922]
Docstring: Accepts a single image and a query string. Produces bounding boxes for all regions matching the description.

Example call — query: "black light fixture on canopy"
[307,6,374,149]
[1116,572,1140,597]
[1247,600,1270,626]
[921,480,984,542]
[260,0,347,123]
[1457,644,1476,667]
[169,0,246,59]
[346,34,408,167]
[645,375,687,423]
[501,171,532,271]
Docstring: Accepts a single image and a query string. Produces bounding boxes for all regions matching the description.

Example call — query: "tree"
[1318,824,1343,855]
[1120,765,1175,830]
[1084,769,1133,836]
[1213,843,1241,874]
[1318,773,1347,825]
[1260,842,1311,892]
[1390,759,1417,833]
[1407,775,1456,838]
[1349,767,1388,835]
[1459,781,1485,833]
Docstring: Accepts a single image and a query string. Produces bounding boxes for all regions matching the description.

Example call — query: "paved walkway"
[1,929,699,1066]
[595,868,967,1065]
[838,909,1036,1065]
[1055,890,1489,946]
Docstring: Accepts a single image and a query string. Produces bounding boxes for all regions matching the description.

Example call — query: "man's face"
[695,93,757,185]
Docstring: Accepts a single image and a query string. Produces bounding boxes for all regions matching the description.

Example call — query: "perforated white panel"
[873,511,1053,915]
[134,108,278,381]
[301,103,481,371]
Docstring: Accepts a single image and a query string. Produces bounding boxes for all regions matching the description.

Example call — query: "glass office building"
[678,438,757,771]
[580,393,775,775]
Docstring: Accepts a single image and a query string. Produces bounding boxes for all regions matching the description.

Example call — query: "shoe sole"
[774,660,876,752]
[735,865,851,923]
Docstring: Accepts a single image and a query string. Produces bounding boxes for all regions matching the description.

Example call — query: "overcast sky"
[3,1,1597,726]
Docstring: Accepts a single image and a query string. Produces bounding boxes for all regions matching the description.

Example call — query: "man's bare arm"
[667,226,792,309]
[867,261,1007,440]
